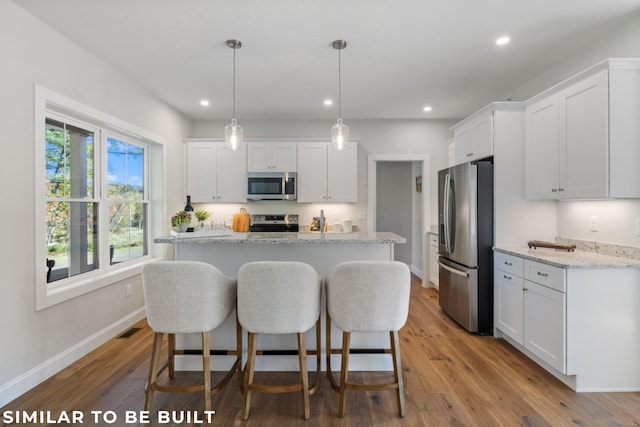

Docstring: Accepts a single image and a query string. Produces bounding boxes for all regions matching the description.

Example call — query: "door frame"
[367,154,431,287]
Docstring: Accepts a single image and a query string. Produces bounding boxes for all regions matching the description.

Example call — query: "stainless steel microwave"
[247,172,296,200]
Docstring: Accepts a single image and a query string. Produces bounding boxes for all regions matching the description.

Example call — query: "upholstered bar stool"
[237,261,322,420]
[141,261,241,412]
[326,261,411,418]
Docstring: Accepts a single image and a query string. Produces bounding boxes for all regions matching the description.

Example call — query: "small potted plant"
[171,210,192,232]
[194,210,210,229]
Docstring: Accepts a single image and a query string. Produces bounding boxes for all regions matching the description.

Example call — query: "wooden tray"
[527,240,576,252]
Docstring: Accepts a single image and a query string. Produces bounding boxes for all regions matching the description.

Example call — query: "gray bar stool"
[141,261,241,412]
[326,261,411,417]
[237,261,322,420]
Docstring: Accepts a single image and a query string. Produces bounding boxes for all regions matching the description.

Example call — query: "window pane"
[109,202,147,264]
[46,201,98,283]
[45,119,94,199]
[45,119,68,198]
[107,137,144,200]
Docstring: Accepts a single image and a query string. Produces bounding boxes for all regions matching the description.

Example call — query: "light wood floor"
[3,276,639,426]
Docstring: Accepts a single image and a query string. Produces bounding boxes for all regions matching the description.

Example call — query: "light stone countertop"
[494,246,640,269]
[154,231,406,245]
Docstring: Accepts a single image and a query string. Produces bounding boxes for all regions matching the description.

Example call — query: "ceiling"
[13,0,640,121]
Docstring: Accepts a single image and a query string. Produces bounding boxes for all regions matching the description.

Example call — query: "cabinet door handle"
[552,188,558,192]
[466,152,473,157]
[558,188,564,192]
[503,274,512,280]
[523,287,528,291]
[504,261,513,266]
[537,271,548,277]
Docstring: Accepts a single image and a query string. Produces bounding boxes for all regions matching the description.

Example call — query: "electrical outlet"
[358,211,367,221]
[126,283,132,297]
[590,216,599,232]
[636,219,640,236]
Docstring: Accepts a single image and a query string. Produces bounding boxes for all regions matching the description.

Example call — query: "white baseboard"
[410,265,423,279]
[0,307,146,407]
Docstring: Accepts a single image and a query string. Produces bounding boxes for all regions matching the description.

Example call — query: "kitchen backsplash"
[556,237,640,260]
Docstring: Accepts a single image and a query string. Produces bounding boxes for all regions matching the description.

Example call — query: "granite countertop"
[494,246,640,269]
[154,231,406,245]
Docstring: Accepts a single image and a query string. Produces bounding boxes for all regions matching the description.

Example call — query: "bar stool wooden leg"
[297,332,310,420]
[242,332,258,420]
[168,333,175,378]
[145,332,164,411]
[338,332,351,418]
[201,332,211,412]
[390,330,406,417]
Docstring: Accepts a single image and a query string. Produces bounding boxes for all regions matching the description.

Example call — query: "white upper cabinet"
[452,109,494,165]
[297,142,357,203]
[526,95,560,199]
[526,59,640,199]
[247,142,297,172]
[185,140,247,203]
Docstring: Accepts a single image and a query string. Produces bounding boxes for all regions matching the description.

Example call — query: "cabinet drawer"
[494,252,523,277]
[524,260,565,292]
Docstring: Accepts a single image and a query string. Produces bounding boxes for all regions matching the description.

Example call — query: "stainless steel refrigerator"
[438,159,493,334]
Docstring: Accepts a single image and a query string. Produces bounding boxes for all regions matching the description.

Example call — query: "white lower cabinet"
[428,233,439,288]
[495,249,640,391]
[495,253,566,373]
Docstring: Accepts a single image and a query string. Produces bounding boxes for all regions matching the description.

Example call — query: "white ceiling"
[13,0,640,120]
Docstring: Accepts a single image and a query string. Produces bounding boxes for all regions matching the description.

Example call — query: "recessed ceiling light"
[496,36,510,46]
[324,99,333,106]
[423,106,432,112]
[200,99,210,107]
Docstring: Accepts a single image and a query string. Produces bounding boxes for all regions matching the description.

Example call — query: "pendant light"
[331,40,348,151]
[224,39,243,150]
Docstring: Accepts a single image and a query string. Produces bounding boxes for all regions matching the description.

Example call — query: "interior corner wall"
[0,0,190,406]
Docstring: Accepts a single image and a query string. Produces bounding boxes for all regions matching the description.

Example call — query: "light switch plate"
[590,216,598,232]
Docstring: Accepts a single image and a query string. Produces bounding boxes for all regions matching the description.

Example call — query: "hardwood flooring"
[2,276,639,426]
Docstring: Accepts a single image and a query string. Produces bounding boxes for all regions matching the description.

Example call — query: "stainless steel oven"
[247,172,296,200]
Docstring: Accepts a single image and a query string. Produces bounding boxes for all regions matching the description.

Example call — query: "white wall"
[0,0,190,405]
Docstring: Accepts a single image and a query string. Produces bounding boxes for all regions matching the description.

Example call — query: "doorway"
[367,154,430,286]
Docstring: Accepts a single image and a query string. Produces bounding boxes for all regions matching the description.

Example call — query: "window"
[106,137,148,265]
[45,117,99,282]
[36,86,164,310]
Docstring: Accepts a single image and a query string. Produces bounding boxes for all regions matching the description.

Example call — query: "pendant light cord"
[338,46,342,119]
[232,46,237,120]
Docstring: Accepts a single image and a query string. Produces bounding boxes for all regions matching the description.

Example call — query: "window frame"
[35,86,165,310]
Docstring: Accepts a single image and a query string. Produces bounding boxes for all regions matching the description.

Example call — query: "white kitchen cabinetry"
[247,142,297,172]
[428,233,439,288]
[526,59,640,199]
[494,248,640,391]
[494,252,524,344]
[494,253,566,373]
[185,141,247,203]
[451,108,493,165]
[297,142,357,203]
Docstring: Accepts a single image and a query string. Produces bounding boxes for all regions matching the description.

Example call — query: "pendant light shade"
[331,40,348,151]
[331,118,349,151]
[225,39,243,150]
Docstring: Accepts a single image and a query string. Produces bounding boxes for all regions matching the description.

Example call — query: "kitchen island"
[154,231,406,372]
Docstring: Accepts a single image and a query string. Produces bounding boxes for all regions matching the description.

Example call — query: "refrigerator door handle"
[438,261,469,278]
[443,172,451,253]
